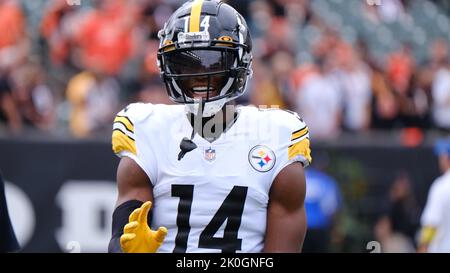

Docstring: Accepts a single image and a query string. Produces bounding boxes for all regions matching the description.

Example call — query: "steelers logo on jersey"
[248,145,276,172]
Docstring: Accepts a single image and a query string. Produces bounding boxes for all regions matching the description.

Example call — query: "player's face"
[164,49,235,100]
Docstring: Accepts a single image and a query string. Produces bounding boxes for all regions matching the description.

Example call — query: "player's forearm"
[263,209,307,253]
[108,200,144,253]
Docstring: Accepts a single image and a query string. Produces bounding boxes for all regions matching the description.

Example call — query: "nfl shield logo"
[204,147,216,162]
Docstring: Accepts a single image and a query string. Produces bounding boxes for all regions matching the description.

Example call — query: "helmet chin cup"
[185,97,229,117]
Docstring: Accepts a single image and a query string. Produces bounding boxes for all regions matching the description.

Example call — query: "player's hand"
[120,201,168,253]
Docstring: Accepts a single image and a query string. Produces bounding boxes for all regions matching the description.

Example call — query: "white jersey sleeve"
[421,179,444,227]
[269,109,312,181]
[111,103,158,183]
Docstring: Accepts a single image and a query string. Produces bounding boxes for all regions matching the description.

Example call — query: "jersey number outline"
[171,184,248,253]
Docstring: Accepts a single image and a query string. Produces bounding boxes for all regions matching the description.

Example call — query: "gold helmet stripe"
[189,0,204,32]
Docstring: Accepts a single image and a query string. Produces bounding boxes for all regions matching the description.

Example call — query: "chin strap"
[178,99,204,161]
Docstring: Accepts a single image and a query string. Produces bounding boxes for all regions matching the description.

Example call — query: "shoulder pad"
[264,108,308,133]
[112,103,153,156]
[268,109,311,165]
[116,103,154,123]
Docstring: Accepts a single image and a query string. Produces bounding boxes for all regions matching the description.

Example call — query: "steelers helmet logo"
[248,145,276,172]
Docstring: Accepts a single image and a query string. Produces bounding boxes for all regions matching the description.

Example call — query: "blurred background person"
[10,61,55,131]
[295,56,342,140]
[431,58,450,132]
[374,214,415,253]
[387,173,421,243]
[66,70,119,138]
[373,172,420,252]
[71,0,139,77]
[0,0,29,134]
[0,74,21,133]
[333,42,372,132]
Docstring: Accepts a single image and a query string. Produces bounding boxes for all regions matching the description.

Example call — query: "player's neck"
[188,104,238,142]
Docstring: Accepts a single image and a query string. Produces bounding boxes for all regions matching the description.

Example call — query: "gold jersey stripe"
[288,138,312,162]
[189,0,204,32]
[112,129,136,155]
[113,128,135,141]
[291,127,308,141]
[114,116,134,133]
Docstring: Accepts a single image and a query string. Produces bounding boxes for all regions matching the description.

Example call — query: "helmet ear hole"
[237,71,246,89]
[238,79,244,89]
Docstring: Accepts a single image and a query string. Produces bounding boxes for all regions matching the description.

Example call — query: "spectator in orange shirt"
[40,0,78,66]
[0,0,25,50]
[0,0,28,134]
[74,0,139,76]
[0,0,28,70]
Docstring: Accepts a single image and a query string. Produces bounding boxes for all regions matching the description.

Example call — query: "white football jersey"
[112,103,312,253]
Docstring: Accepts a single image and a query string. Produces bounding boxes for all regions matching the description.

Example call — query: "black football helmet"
[157,0,253,117]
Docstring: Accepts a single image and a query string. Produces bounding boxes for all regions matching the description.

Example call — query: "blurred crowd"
[0,0,449,140]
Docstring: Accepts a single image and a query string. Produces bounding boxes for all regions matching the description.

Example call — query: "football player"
[418,137,450,253]
[108,0,311,253]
